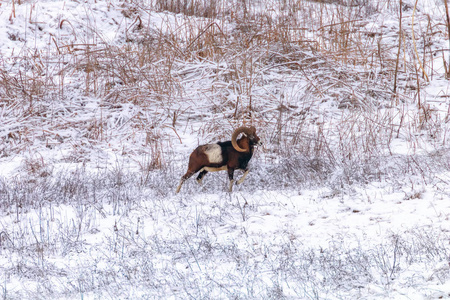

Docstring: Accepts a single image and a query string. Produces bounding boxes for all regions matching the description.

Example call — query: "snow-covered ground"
[1,0,450,298]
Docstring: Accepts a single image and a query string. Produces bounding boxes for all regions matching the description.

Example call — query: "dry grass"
[2,2,450,299]
[0,0,448,171]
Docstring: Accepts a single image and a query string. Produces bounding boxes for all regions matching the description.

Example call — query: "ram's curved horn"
[231,126,255,152]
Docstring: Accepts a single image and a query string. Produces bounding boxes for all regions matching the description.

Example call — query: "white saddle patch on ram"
[204,144,223,164]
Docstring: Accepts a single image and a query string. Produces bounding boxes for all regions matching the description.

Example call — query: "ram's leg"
[175,179,184,194]
[227,168,235,192]
[237,169,249,185]
[176,170,195,193]
[196,170,208,185]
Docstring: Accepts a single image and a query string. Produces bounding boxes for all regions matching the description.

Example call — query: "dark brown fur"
[176,127,260,193]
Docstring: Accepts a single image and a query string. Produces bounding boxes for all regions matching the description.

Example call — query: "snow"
[1,0,450,299]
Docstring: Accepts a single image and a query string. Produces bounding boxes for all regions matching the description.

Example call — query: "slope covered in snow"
[0,0,450,298]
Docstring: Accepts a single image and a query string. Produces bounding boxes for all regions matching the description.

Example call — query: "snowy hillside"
[1,0,450,298]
